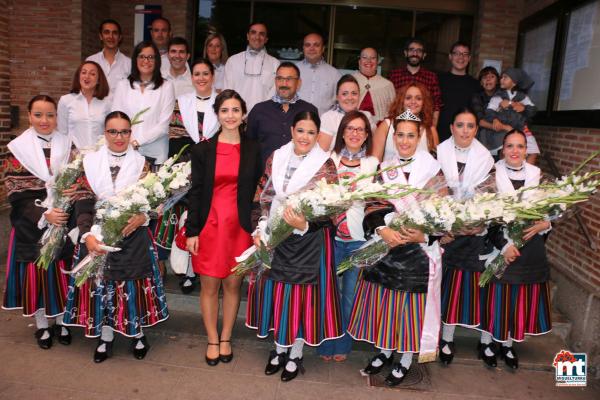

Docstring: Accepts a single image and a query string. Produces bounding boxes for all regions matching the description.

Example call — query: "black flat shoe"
[364,353,393,375]
[94,339,114,363]
[280,357,304,382]
[384,363,409,386]
[439,339,455,365]
[477,342,497,368]
[206,342,220,366]
[219,339,233,363]
[35,328,53,350]
[500,345,519,369]
[265,350,287,375]
[54,324,72,346]
[132,336,150,360]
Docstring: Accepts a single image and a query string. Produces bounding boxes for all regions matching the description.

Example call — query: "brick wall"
[82,0,110,58]
[534,127,600,294]
[8,0,83,130]
[471,0,523,72]
[0,0,10,205]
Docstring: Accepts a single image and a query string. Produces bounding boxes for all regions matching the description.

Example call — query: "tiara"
[396,109,421,122]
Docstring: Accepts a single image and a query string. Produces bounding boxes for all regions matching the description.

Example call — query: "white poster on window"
[520,19,557,111]
[558,1,600,110]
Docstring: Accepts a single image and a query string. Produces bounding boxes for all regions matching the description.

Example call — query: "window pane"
[332,6,413,76]
[414,12,474,72]
[519,19,557,112]
[558,0,600,110]
[253,2,330,61]
[196,1,252,57]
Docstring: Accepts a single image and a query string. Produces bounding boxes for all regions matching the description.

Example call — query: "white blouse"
[86,49,131,95]
[57,92,111,149]
[111,79,175,164]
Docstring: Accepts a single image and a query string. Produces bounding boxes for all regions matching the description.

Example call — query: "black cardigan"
[185,136,262,236]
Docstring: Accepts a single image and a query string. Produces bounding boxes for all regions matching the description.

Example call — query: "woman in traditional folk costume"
[3,95,76,349]
[246,111,343,382]
[155,58,220,293]
[477,130,552,369]
[437,107,498,366]
[317,110,378,362]
[62,111,168,363]
[347,110,445,386]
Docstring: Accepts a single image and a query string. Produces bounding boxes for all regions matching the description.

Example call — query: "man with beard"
[247,62,318,163]
[161,37,194,97]
[388,38,441,125]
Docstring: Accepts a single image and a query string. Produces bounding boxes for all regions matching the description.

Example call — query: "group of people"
[3,16,552,387]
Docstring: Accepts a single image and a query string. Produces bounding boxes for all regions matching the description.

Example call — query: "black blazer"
[185,135,262,236]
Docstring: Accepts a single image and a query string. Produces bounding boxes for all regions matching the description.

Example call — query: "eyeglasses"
[345,126,366,134]
[105,129,132,137]
[137,55,156,62]
[451,51,470,57]
[275,76,299,83]
[244,52,266,77]
[407,48,424,54]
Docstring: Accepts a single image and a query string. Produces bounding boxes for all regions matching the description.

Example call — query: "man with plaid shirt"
[388,38,441,126]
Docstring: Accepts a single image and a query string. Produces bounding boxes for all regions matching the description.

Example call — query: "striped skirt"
[153,204,185,250]
[62,240,169,338]
[441,268,484,327]
[479,281,552,342]
[347,277,426,353]
[2,228,69,317]
[245,230,343,347]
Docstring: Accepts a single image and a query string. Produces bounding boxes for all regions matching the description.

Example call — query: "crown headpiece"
[396,108,421,122]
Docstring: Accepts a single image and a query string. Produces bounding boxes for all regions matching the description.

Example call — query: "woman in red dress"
[185,90,262,366]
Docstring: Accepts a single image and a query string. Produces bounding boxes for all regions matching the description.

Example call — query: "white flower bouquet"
[232,168,426,276]
[69,147,191,287]
[478,163,600,286]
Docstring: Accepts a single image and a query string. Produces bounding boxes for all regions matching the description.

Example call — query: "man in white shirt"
[223,22,279,111]
[296,33,341,116]
[161,37,194,97]
[150,17,173,69]
[86,19,131,95]
[353,47,396,122]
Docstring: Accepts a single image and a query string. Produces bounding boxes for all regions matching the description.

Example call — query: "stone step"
[163,272,573,350]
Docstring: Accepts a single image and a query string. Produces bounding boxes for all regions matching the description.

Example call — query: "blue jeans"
[317,239,364,356]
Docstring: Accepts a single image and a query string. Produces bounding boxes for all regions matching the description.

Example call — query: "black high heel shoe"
[280,357,304,382]
[477,342,497,368]
[500,345,519,369]
[219,339,233,363]
[439,339,455,365]
[54,324,72,345]
[384,363,409,386]
[364,353,393,375]
[205,342,220,366]
[94,339,114,363]
[132,336,150,360]
[179,276,196,294]
[265,350,287,375]
[35,328,53,350]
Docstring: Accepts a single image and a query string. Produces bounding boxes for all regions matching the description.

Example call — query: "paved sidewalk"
[0,307,598,400]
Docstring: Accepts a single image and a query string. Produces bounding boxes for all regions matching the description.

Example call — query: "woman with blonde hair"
[203,32,229,93]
